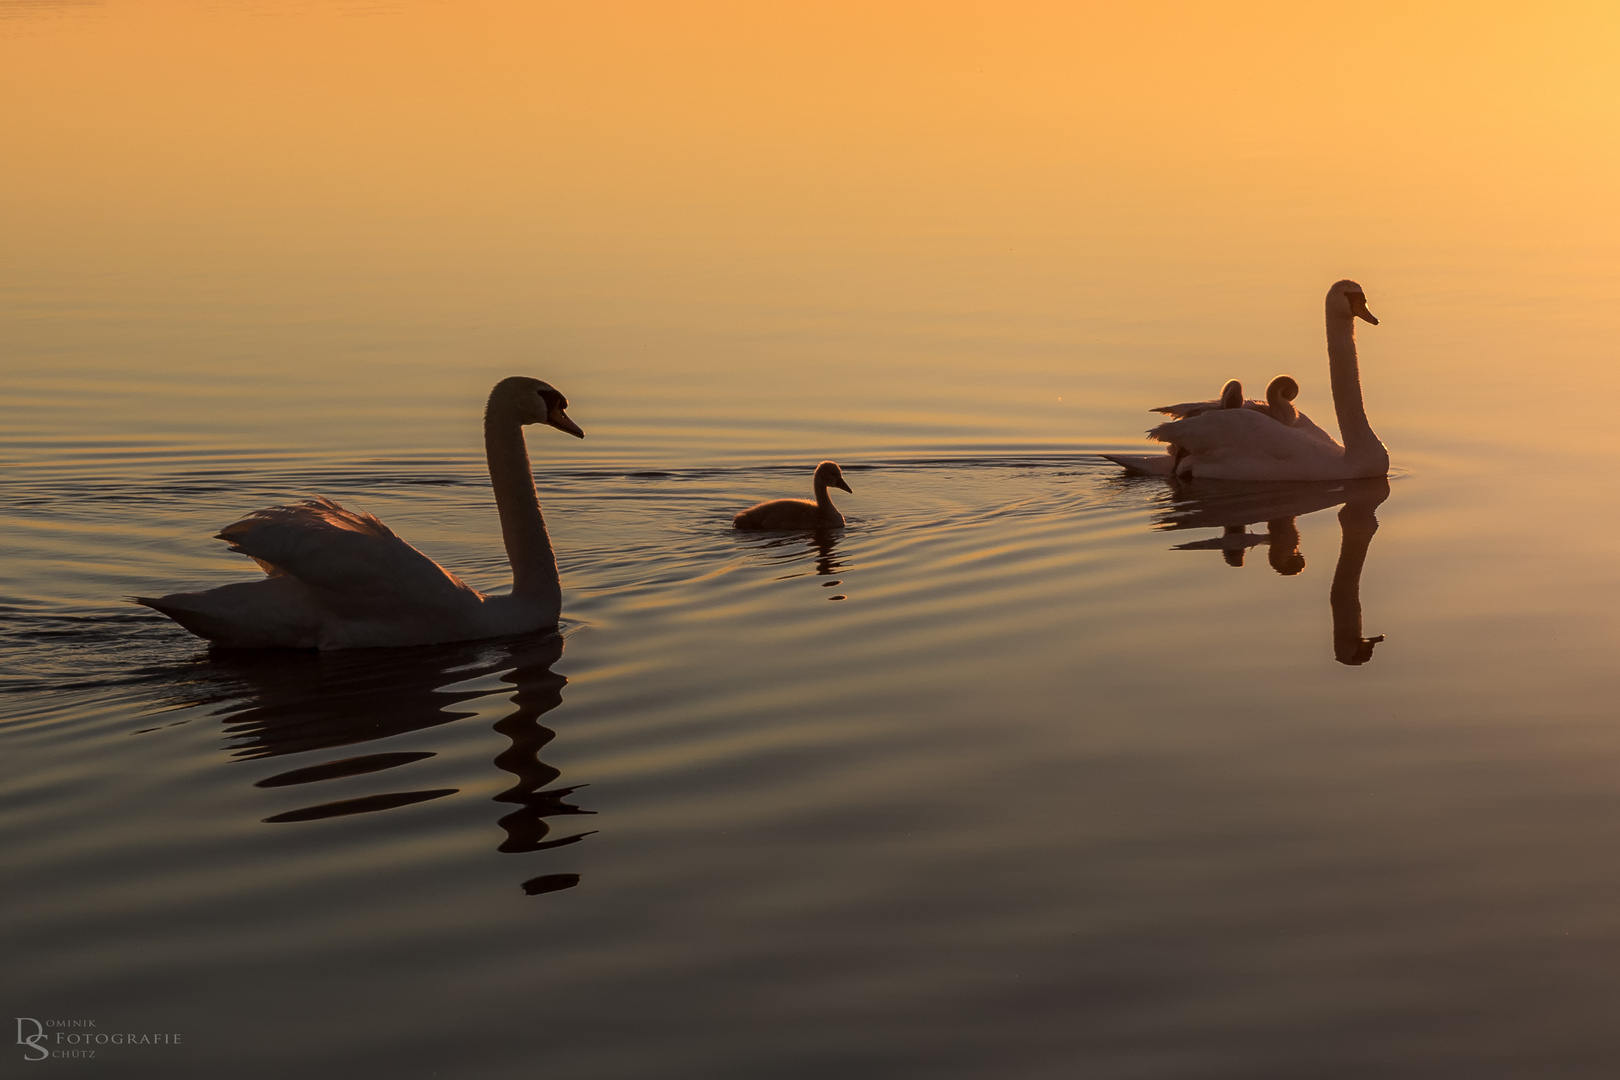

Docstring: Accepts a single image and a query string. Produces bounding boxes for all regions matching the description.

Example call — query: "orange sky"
[4,1,1619,459]
[6,0,1616,260]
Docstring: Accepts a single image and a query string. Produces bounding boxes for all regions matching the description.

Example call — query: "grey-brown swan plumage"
[733,461,852,530]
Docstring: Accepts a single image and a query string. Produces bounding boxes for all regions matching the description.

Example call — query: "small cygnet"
[1260,375,1300,425]
[733,461,852,530]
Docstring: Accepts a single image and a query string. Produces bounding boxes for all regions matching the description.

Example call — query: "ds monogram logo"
[15,1019,48,1062]
[14,1017,179,1060]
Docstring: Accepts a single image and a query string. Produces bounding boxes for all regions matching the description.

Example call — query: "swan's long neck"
[484,413,559,605]
[814,479,838,514]
[1326,312,1388,470]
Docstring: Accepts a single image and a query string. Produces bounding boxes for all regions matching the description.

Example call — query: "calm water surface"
[6,3,1620,1078]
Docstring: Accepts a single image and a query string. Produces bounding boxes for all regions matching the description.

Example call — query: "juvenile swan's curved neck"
[1326,309,1387,471]
[814,478,838,514]
[484,410,559,605]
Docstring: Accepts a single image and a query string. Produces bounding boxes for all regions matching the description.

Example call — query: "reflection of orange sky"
[4,2,1619,457]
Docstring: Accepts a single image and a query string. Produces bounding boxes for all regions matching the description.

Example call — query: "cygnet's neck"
[813,478,839,514]
[1266,388,1298,425]
[484,410,559,603]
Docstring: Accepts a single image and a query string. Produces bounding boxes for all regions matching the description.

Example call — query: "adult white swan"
[135,377,584,649]
[1104,281,1387,480]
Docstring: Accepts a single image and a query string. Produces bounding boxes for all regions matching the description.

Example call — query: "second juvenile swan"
[734,461,852,530]
[134,377,584,649]
[1106,281,1387,480]
[1259,375,1338,446]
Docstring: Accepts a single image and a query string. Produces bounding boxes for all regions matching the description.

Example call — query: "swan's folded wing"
[1290,409,1339,445]
[216,497,476,612]
[1149,408,1338,459]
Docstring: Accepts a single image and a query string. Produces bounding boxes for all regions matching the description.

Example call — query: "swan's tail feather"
[1100,453,1175,476]
[129,584,321,649]
[129,595,237,642]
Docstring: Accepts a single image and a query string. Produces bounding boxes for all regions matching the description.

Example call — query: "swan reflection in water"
[168,633,592,895]
[1154,477,1391,665]
[745,528,851,601]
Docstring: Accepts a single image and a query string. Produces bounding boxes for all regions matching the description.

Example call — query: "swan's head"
[1219,380,1244,409]
[1337,633,1384,666]
[815,460,852,493]
[1327,280,1378,325]
[488,376,585,438]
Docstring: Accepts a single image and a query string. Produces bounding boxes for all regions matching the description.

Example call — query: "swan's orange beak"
[1349,294,1379,325]
[548,405,585,438]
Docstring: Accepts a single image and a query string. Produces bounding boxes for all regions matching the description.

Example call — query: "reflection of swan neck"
[1326,312,1386,471]
[484,411,557,602]
[1330,491,1385,665]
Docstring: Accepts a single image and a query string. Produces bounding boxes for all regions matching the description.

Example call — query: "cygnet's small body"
[1258,375,1300,425]
[1156,377,1303,422]
[734,461,852,530]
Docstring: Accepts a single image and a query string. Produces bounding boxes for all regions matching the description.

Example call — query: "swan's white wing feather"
[1154,398,1280,419]
[1149,408,1347,480]
[1290,409,1338,445]
[1151,399,1214,418]
[216,497,478,614]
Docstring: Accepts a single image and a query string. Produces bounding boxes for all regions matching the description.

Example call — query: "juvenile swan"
[1258,375,1300,425]
[733,461,852,530]
[1106,281,1388,480]
[134,377,584,649]
[1260,375,1338,446]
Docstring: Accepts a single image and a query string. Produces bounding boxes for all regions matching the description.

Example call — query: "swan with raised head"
[134,377,584,649]
[1105,281,1387,480]
[734,461,852,530]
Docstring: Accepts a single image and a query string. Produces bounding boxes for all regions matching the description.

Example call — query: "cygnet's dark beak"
[1349,294,1379,325]
[833,477,853,493]
[548,405,585,439]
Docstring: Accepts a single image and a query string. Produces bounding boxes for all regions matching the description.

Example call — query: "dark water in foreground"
[6,447,1620,1078]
